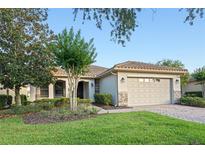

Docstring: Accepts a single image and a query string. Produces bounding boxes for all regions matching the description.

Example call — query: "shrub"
[23,101,32,106]
[0,94,12,109]
[21,95,28,106]
[77,98,92,105]
[38,102,55,111]
[1,105,42,115]
[54,101,65,108]
[180,96,205,107]
[34,98,69,104]
[33,97,69,108]
[94,93,112,105]
[185,91,203,97]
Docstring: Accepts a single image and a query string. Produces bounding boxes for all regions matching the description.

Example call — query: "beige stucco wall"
[117,71,181,106]
[99,74,118,105]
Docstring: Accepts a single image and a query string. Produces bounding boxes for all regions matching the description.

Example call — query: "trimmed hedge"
[180,96,205,107]
[34,97,69,107]
[34,97,92,106]
[77,98,92,106]
[0,95,12,110]
[0,97,93,115]
[94,93,112,105]
[185,91,203,97]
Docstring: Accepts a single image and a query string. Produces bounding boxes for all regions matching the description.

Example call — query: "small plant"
[94,93,112,105]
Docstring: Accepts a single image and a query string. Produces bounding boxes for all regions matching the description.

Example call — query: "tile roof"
[52,65,108,78]
[52,61,188,79]
[96,61,188,77]
[114,61,188,72]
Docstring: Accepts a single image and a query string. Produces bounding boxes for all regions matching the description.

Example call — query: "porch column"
[49,84,54,99]
[65,80,69,98]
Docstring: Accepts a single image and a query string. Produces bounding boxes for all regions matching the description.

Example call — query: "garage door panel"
[127,78,171,106]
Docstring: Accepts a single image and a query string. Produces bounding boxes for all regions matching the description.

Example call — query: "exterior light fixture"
[121,77,125,83]
[176,79,179,84]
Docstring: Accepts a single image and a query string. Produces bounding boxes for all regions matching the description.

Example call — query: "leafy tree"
[182,8,205,25]
[52,28,97,110]
[73,8,203,46]
[192,66,205,98]
[156,59,185,68]
[0,9,56,105]
[156,59,189,87]
[73,8,141,46]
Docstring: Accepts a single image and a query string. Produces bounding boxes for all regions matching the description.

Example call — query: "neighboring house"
[182,78,203,96]
[0,61,187,106]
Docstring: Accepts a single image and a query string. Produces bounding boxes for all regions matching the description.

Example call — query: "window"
[40,86,49,97]
[139,79,144,82]
[55,85,63,96]
[55,81,65,97]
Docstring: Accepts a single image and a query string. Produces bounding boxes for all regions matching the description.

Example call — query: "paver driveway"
[134,104,205,124]
[97,104,205,124]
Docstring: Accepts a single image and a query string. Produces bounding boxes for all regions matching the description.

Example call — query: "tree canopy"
[73,8,204,46]
[156,59,189,87]
[52,28,97,110]
[0,9,56,105]
[73,8,141,46]
[156,59,185,68]
[192,66,205,82]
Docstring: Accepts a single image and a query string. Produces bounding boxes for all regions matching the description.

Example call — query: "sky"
[47,8,205,72]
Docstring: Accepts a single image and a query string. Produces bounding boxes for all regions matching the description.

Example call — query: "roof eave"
[115,67,188,75]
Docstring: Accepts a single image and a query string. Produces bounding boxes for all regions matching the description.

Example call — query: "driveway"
[97,104,205,124]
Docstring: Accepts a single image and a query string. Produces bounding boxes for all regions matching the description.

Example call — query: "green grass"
[1,111,205,144]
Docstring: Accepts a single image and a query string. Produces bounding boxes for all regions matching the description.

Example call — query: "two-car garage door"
[127,77,171,106]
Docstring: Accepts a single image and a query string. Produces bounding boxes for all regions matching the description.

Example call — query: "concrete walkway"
[96,104,205,124]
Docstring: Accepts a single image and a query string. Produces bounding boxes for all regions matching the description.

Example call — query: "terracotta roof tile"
[52,65,108,78]
[114,61,188,72]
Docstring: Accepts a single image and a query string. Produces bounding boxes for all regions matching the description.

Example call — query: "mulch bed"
[23,112,96,124]
[0,114,16,119]
[92,103,132,110]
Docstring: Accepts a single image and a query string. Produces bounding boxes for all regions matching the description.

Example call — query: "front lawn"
[1,111,205,144]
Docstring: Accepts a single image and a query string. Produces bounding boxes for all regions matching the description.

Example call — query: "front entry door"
[77,82,84,98]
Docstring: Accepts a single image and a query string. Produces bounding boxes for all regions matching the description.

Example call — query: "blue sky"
[47,9,205,72]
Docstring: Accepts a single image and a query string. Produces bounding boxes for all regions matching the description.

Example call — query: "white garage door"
[127,77,171,106]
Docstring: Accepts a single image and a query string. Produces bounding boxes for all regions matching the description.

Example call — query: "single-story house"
[182,78,204,96]
[0,61,187,106]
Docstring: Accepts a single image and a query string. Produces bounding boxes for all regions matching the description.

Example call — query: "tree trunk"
[15,86,21,106]
[68,77,79,111]
[73,78,79,110]
[6,88,9,96]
